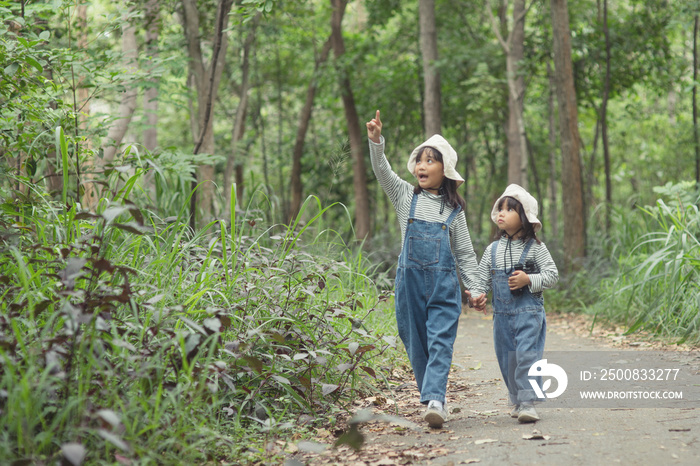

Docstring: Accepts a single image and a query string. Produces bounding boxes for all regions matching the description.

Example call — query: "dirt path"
[292,311,700,465]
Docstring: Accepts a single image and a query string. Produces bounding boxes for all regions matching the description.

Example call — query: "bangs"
[416,146,444,163]
[498,196,523,212]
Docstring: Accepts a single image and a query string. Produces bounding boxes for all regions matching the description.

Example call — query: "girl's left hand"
[508,270,531,290]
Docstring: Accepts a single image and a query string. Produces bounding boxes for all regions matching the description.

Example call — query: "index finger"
[375,110,381,122]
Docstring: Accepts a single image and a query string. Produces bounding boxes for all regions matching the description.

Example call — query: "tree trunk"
[601,0,612,231]
[550,0,586,270]
[182,0,233,227]
[419,0,441,136]
[76,4,89,207]
[289,37,333,223]
[546,60,559,239]
[102,10,138,163]
[224,13,261,215]
[694,15,699,184]
[143,0,160,153]
[330,0,370,240]
[273,44,282,205]
[487,0,529,189]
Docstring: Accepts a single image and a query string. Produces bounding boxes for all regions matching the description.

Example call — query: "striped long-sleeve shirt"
[471,237,559,299]
[369,136,480,292]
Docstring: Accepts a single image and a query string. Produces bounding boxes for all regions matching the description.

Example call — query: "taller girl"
[366,110,483,429]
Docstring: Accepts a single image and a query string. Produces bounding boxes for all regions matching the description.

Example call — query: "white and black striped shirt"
[472,237,559,298]
[369,136,480,292]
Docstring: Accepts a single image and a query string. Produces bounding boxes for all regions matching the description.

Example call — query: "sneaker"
[424,403,448,428]
[517,403,540,423]
[510,405,520,418]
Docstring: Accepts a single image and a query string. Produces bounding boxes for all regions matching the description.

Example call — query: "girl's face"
[414,147,445,194]
[496,199,523,237]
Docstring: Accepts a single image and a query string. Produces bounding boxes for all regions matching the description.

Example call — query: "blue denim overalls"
[491,239,546,405]
[395,194,462,404]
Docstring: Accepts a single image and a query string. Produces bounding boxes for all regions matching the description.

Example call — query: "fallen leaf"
[522,429,550,440]
[369,459,396,466]
[474,438,498,445]
[61,443,86,466]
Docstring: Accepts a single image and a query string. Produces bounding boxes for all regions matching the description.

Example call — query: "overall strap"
[517,238,535,265]
[490,240,500,267]
[444,203,462,227]
[408,193,419,218]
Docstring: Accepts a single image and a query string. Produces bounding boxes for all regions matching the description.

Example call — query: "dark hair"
[412,146,466,212]
[495,196,540,244]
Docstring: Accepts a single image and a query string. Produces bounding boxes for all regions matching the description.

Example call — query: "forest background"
[2,0,700,464]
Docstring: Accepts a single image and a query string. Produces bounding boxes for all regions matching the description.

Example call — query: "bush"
[0,181,399,463]
[585,182,700,343]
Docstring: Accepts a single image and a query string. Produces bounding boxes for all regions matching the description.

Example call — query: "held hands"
[465,290,488,315]
[509,270,531,291]
[366,110,382,143]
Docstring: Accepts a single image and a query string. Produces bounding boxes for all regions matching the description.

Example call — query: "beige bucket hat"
[407,134,464,187]
[491,184,542,232]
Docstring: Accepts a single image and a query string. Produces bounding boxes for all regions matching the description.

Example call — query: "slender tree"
[75,3,88,206]
[330,0,370,240]
[102,9,138,163]
[601,0,612,231]
[223,12,261,213]
[289,37,333,223]
[182,0,233,227]
[546,60,559,240]
[419,0,441,136]
[143,0,160,153]
[550,0,585,270]
[694,15,700,185]
[487,0,530,189]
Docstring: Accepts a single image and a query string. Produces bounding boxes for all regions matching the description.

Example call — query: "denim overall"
[395,194,462,404]
[491,239,546,405]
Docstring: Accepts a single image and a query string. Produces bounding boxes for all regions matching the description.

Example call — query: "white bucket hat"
[491,184,542,232]
[407,134,464,187]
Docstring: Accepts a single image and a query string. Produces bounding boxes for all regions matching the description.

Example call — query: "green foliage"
[0,176,398,463]
[584,182,700,343]
[1,2,74,188]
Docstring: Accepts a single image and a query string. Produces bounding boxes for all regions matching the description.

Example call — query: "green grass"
[0,159,400,464]
[583,182,700,344]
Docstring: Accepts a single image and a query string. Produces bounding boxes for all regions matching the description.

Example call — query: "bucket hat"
[491,184,542,232]
[407,134,464,187]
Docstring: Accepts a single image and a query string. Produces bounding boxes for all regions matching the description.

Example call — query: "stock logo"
[528,359,568,399]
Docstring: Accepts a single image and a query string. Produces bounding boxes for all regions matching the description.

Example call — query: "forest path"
[292,311,700,465]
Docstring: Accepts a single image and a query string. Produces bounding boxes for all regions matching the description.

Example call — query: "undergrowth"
[0,162,400,464]
[555,181,700,345]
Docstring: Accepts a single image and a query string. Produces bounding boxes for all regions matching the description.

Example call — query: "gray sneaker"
[517,404,540,423]
[424,405,448,428]
[510,405,520,418]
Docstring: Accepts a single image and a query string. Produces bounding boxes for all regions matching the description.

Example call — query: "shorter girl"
[470,184,558,423]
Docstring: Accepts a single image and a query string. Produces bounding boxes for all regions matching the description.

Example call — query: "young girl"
[470,184,559,423]
[366,110,483,429]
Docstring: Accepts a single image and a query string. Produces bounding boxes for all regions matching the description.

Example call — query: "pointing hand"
[366,110,382,143]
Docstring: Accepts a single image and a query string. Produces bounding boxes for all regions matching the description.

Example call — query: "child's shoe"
[517,403,539,423]
[424,401,448,428]
[510,405,520,418]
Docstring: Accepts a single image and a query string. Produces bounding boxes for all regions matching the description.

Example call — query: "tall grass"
[0,144,399,464]
[586,182,700,344]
